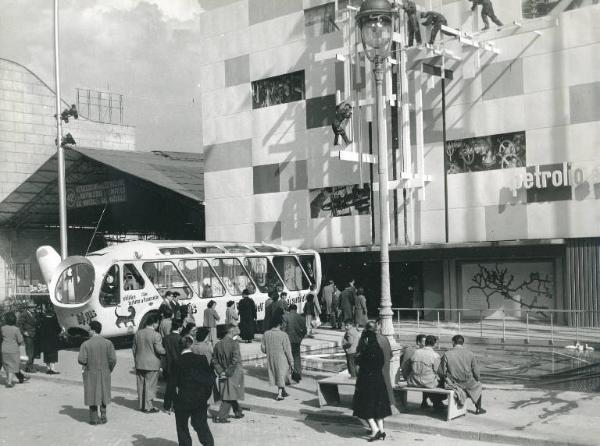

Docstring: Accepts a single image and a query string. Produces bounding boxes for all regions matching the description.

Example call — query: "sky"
[1,0,213,153]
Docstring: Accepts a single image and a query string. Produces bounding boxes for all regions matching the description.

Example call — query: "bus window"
[159,247,193,255]
[100,264,121,307]
[123,264,145,291]
[178,259,225,298]
[299,255,316,284]
[272,256,310,291]
[243,257,283,293]
[142,261,191,299]
[222,244,254,253]
[193,246,225,254]
[210,258,252,296]
[55,263,95,304]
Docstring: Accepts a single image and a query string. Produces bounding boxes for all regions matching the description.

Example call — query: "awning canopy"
[0,147,205,238]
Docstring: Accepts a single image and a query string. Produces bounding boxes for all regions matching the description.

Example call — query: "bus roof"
[88,240,314,260]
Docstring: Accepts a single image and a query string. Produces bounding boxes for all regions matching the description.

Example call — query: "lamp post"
[357,0,397,345]
[54,0,68,259]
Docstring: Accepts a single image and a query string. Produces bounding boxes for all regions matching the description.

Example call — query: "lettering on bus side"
[72,309,97,326]
[121,294,159,306]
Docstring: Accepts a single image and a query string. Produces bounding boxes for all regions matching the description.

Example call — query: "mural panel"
[309,183,371,218]
[522,0,598,19]
[461,261,554,319]
[251,70,305,109]
[445,131,526,175]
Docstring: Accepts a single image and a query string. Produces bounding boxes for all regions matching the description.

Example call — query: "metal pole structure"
[54,0,68,259]
[373,56,395,347]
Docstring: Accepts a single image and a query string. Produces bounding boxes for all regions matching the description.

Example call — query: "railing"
[391,307,600,345]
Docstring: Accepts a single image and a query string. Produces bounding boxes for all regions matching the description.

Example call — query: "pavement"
[3,329,600,446]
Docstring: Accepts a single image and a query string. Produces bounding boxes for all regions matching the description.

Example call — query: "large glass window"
[251,70,305,109]
[142,261,191,299]
[210,258,252,296]
[243,257,283,294]
[55,263,95,304]
[100,264,121,307]
[123,264,145,291]
[272,256,310,291]
[193,246,225,254]
[159,247,193,255]
[223,244,254,253]
[178,259,225,298]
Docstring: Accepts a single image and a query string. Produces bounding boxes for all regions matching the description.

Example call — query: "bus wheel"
[139,311,160,330]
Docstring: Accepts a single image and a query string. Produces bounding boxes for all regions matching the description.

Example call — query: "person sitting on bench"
[401,334,430,408]
[438,334,486,415]
[407,335,446,410]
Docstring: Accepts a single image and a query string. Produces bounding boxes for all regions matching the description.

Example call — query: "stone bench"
[316,374,356,407]
[395,383,466,421]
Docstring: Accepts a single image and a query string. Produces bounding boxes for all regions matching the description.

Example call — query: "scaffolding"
[76,88,124,125]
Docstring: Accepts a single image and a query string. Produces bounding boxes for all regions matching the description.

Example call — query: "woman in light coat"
[225,301,240,338]
[261,314,294,401]
[203,300,220,345]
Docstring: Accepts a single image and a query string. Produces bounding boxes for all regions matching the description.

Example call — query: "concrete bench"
[395,384,466,421]
[316,375,356,407]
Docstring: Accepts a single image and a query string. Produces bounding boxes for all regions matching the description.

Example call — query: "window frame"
[177,258,226,299]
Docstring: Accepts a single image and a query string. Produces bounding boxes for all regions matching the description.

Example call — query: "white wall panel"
[249,39,307,81]
[249,12,305,58]
[527,122,600,165]
[252,129,308,166]
[204,168,253,200]
[205,196,254,227]
[206,224,255,242]
[254,190,309,222]
[202,84,252,120]
[252,101,306,138]
[448,206,487,243]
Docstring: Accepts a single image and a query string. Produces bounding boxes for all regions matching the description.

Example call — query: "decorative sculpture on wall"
[331,102,353,146]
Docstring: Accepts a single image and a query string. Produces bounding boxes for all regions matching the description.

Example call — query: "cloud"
[0,0,207,152]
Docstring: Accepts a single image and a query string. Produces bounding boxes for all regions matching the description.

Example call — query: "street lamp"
[356,0,397,345]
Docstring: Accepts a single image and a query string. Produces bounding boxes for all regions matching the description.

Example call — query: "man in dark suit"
[283,304,306,381]
[174,336,214,446]
[163,319,182,413]
[132,314,165,412]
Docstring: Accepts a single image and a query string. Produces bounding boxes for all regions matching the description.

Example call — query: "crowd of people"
[0,303,63,387]
[1,280,486,445]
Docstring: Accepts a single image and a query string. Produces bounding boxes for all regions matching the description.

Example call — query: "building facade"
[0,58,136,301]
[199,0,600,323]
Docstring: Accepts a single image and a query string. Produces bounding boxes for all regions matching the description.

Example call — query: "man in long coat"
[261,315,294,400]
[338,280,356,323]
[438,334,485,414]
[211,324,245,422]
[78,321,116,425]
[175,336,214,446]
[132,314,165,412]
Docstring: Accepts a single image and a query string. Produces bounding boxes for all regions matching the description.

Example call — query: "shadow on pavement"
[131,434,177,446]
[112,395,140,411]
[244,386,277,399]
[59,405,90,423]
[297,413,365,439]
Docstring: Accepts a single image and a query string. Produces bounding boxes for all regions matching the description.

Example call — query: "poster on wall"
[309,183,371,218]
[251,70,305,109]
[445,131,526,175]
[522,0,597,19]
[461,261,553,319]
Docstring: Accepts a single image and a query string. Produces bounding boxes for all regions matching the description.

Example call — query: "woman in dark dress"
[39,305,62,374]
[237,289,257,343]
[352,323,391,441]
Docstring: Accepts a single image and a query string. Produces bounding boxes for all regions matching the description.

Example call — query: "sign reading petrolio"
[511,162,600,197]
[67,180,127,209]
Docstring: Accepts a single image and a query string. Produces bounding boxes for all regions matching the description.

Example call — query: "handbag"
[291,368,301,382]
[311,315,321,328]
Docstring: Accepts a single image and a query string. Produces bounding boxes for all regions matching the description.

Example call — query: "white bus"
[36,240,321,340]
